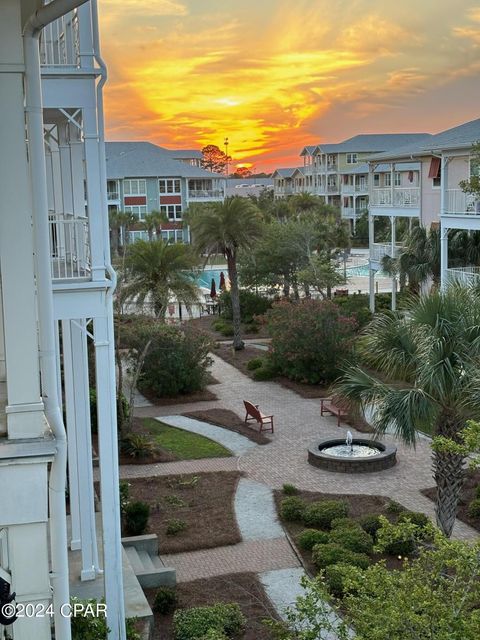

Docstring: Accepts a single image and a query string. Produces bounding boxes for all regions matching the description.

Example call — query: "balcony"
[371,187,420,208]
[327,184,338,193]
[40,8,80,67]
[342,183,368,194]
[188,189,224,200]
[49,214,90,281]
[444,189,478,215]
[370,243,402,262]
[327,163,337,172]
[341,207,364,219]
[447,266,480,286]
[107,191,119,201]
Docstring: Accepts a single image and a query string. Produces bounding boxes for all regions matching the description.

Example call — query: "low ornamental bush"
[173,602,245,640]
[329,525,374,555]
[252,360,277,381]
[323,563,352,598]
[280,496,306,522]
[333,294,373,328]
[467,498,480,519]
[358,514,383,540]
[266,299,357,385]
[153,587,178,615]
[398,512,430,529]
[302,500,349,529]
[132,324,212,398]
[475,485,480,499]
[121,433,156,459]
[212,320,234,337]
[311,542,370,570]
[219,289,272,324]
[166,518,187,536]
[330,517,359,530]
[297,529,330,551]
[282,483,299,496]
[124,501,150,536]
[385,499,405,514]
[247,357,264,371]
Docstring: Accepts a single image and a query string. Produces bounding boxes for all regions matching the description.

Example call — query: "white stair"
[123,537,176,589]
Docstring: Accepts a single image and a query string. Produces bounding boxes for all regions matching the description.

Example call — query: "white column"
[94,315,126,640]
[58,122,74,215]
[63,319,99,580]
[440,223,449,290]
[369,213,375,313]
[391,216,396,311]
[0,272,5,383]
[0,0,44,439]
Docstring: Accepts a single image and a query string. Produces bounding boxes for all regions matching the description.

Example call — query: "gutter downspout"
[23,2,89,639]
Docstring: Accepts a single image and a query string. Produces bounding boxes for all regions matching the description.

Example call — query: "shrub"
[282,483,299,496]
[119,481,130,516]
[121,433,156,459]
[219,289,272,323]
[124,501,150,536]
[153,587,178,615]
[247,357,264,371]
[199,631,228,640]
[398,512,430,528]
[467,498,480,519]
[280,496,306,522]
[333,294,373,328]
[166,518,187,536]
[475,485,480,499]
[252,362,277,381]
[129,324,212,398]
[297,529,330,551]
[312,543,370,570]
[359,514,383,540]
[212,320,234,337]
[324,563,352,598]
[330,526,374,555]
[385,499,405,514]
[384,538,415,556]
[266,299,357,384]
[244,323,259,334]
[173,602,245,640]
[330,517,359,530]
[303,500,349,529]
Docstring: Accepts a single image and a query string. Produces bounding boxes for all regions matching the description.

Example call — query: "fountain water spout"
[346,430,353,452]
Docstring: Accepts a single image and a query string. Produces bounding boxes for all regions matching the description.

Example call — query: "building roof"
[315,133,431,154]
[166,149,203,159]
[369,118,480,161]
[341,162,369,175]
[300,145,317,156]
[271,167,303,178]
[227,177,274,186]
[105,141,221,179]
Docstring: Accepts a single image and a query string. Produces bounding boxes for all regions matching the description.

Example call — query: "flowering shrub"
[266,299,357,384]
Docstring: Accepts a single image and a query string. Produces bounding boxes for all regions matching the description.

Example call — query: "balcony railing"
[447,266,480,286]
[40,9,80,67]
[188,189,224,199]
[327,184,338,193]
[341,207,364,218]
[371,187,420,208]
[444,189,478,215]
[107,191,119,201]
[370,243,402,262]
[342,183,368,194]
[327,163,337,172]
[49,214,90,280]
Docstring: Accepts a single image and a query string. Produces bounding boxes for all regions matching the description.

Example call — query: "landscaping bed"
[125,472,242,553]
[145,572,278,640]
[188,315,269,341]
[139,384,217,405]
[422,468,480,533]
[274,489,425,577]
[183,408,271,445]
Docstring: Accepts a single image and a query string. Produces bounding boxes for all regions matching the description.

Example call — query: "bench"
[243,400,274,433]
[320,398,348,427]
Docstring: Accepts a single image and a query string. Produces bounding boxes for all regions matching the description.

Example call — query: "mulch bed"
[421,469,480,533]
[138,384,217,406]
[183,408,271,445]
[274,490,406,576]
[145,572,278,640]
[188,315,270,340]
[124,472,242,554]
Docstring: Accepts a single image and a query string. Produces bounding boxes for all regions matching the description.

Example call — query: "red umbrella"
[219,271,226,290]
[210,278,217,299]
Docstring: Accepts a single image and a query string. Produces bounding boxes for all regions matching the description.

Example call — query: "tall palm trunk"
[433,413,467,537]
[226,251,243,350]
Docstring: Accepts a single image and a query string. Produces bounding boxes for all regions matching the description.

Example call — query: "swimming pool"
[194,268,225,289]
[345,264,387,278]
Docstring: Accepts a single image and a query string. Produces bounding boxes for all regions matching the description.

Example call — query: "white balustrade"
[49,214,90,280]
[371,187,419,208]
[188,189,224,199]
[447,266,480,286]
[370,243,402,262]
[445,189,478,215]
[371,189,392,206]
[40,10,80,67]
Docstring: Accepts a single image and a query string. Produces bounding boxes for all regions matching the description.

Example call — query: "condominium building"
[367,118,480,310]
[105,141,225,243]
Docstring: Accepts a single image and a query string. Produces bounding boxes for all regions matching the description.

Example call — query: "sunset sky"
[99,0,480,171]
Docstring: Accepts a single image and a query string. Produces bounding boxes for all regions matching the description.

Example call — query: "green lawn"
[142,418,232,460]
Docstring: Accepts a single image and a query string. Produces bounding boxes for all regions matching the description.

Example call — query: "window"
[124,205,147,220]
[384,173,391,187]
[159,179,181,194]
[160,204,182,220]
[394,172,401,187]
[346,153,358,164]
[428,157,441,187]
[123,179,146,195]
[373,174,380,187]
[161,229,184,243]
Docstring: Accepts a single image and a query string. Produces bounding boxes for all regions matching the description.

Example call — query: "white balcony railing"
[370,243,402,262]
[40,9,80,67]
[327,164,337,171]
[447,266,480,286]
[371,187,420,208]
[342,183,368,194]
[342,207,364,218]
[188,189,224,199]
[107,191,119,201]
[444,189,478,215]
[327,184,338,193]
[49,214,90,280]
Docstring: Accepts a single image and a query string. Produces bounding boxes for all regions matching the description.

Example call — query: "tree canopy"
[201,144,231,174]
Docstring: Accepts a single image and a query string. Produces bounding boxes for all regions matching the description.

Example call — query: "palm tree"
[109,210,137,254]
[123,239,200,319]
[142,210,166,241]
[334,285,480,537]
[187,196,263,350]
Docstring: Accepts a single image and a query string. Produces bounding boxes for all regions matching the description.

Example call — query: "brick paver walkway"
[128,353,478,584]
